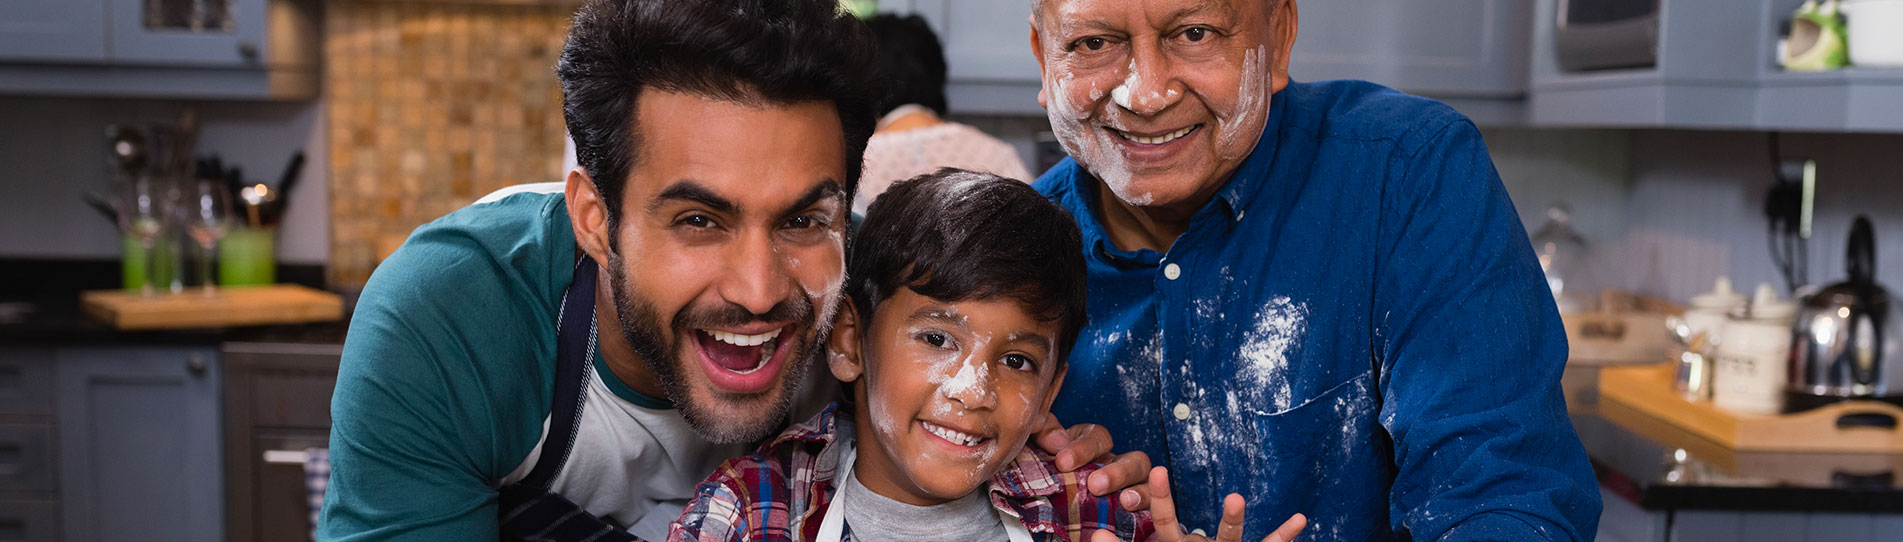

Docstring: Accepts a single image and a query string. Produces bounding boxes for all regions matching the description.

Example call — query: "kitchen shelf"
[1755,69,1903,132]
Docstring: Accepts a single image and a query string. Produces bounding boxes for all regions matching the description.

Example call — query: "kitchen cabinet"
[106,0,270,68]
[57,346,223,542]
[1290,0,1531,124]
[883,0,1530,124]
[0,0,319,100]
[222,341,340,542]
[1528,0,1903,133]
[0,0,108,63]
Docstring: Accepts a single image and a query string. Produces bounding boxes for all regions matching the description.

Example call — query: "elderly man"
[1027,1,1602,541]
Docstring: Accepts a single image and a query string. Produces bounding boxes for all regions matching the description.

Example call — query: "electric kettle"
[1787,216,1903,411]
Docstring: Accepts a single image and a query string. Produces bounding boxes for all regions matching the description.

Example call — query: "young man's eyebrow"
[775,179,845,218]
[648,180,737,215]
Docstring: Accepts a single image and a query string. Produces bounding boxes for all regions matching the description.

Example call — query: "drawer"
[0,424,54,493]
[251,373,337,429]
[0,499,58,542]
[0,351,55,415]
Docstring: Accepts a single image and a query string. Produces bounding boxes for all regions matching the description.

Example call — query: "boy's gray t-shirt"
[839,459,1010,541]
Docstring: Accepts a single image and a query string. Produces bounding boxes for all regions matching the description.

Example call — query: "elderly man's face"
[1031,0,1294,212]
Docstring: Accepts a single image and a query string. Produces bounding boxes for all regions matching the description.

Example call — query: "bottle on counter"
[1712,283,1799,415]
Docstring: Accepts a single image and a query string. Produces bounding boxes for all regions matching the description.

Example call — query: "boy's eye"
[916,331,952,349]
[1001,354,1038,372]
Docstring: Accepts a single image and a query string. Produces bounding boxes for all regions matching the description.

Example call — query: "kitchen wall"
[324,0,571,287]
[0,97,328,264]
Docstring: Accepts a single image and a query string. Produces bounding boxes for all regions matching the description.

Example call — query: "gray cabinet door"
[105,0,267,67]
[57,347,223,542]
[916,0,1042,83]
[0,0,108,63]
[1290,0,1530,97]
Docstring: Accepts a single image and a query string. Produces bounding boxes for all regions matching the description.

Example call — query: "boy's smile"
[831,288,1068,506]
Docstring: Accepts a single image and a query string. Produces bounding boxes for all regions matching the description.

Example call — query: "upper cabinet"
[0,0,109,63]
[0,0,319,100]
[1528,0,1903,133]
[886,0,1533,124]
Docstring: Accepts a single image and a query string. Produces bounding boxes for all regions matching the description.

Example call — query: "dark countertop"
[0,258,349,346]
[1576,410,1903,513]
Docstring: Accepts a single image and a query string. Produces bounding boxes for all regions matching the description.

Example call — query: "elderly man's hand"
[1092,467,1308,542]
[1033,412,1153,504]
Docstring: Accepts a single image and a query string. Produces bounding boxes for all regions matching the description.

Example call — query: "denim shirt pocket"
[1247,371,1392,540]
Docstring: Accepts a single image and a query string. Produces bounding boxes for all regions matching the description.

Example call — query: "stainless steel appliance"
[1787,216,1903,411]
[1555,0,1661,71]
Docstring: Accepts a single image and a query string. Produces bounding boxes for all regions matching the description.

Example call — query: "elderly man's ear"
[827,302,864,382]
[1268,0,1301,93]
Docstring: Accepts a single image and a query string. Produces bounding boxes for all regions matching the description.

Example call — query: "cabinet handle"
[186,355,207,376]
[263,450,310,465]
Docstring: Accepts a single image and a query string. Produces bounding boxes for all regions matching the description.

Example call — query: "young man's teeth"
[707,328,782,347]
[1117,125,1193,144]
[923,421,983,446]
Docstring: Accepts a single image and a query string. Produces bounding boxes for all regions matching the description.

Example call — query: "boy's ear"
[827,302,865,382]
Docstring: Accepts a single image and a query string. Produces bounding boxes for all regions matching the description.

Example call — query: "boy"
[669,169,1305,542]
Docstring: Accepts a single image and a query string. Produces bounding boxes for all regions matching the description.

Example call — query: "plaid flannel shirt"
[669,402,1153,542]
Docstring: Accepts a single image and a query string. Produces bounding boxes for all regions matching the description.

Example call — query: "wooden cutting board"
[1600,363,1903,453]
[82,285,344,330]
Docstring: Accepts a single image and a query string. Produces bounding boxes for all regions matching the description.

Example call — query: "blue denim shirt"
[1035,80,1601,541]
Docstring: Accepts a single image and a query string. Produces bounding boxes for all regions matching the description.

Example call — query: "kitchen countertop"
[1,258,349,346]
[1576,410,1903,512]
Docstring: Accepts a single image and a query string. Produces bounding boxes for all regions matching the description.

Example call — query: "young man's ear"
[827,302,865,382]
[565,167,615,266]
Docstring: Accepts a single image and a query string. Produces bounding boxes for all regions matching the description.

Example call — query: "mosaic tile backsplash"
[326,0,571,287]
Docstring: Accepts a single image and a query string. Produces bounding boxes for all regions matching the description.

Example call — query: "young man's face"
[592,90,850,444]
[1030,0,1294,212]
[833,290,1066,505]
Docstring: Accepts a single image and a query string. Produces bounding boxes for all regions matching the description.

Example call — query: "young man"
[671,170,1305,542]
[320,2,1144,540]
[1027,0,1602,540]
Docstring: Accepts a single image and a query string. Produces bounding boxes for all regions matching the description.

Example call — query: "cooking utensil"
[239,183,274,227]
[1788,215,1903,411]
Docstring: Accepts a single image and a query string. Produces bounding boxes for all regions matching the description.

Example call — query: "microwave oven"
[1554,0,1661,71]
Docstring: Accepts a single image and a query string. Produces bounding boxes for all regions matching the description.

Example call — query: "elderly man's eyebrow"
[1163,1,1223,24]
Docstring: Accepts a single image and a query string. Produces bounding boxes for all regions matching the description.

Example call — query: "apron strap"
[498,257,637,541]
[520,256,599,491]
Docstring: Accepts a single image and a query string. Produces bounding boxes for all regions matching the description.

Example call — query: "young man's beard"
[604,250,827,445]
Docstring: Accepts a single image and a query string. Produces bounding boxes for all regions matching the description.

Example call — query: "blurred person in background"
[854,14,1032,216]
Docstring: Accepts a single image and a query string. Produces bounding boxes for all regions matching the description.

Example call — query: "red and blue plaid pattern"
[669,402,1153,542]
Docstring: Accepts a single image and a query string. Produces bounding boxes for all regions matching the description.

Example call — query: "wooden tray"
[82,285,344,330]
[1599,363,1903,453]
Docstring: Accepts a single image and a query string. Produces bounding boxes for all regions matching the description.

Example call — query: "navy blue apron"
[498,258,642,542]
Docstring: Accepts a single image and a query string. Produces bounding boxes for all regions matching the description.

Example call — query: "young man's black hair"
[847,168,1088,362]
[865,14,949,117]
[557,0,883,230]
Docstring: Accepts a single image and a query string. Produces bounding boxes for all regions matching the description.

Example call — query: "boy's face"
[830,288,1067,505]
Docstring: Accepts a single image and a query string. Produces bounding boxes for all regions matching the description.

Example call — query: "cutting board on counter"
[81,285,343,330]
[1600,363,1903,453]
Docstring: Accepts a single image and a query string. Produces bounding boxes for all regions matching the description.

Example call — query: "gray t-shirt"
[839,465,1010,542]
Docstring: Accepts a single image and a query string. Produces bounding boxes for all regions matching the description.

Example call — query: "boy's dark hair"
[865,14,948,117]
[848,168,1087,364]
[558,0,882,229]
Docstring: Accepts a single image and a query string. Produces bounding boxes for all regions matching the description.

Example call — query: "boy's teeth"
[923,421,983,447]
[1117,125,1193,145]
[707,328,782,347]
